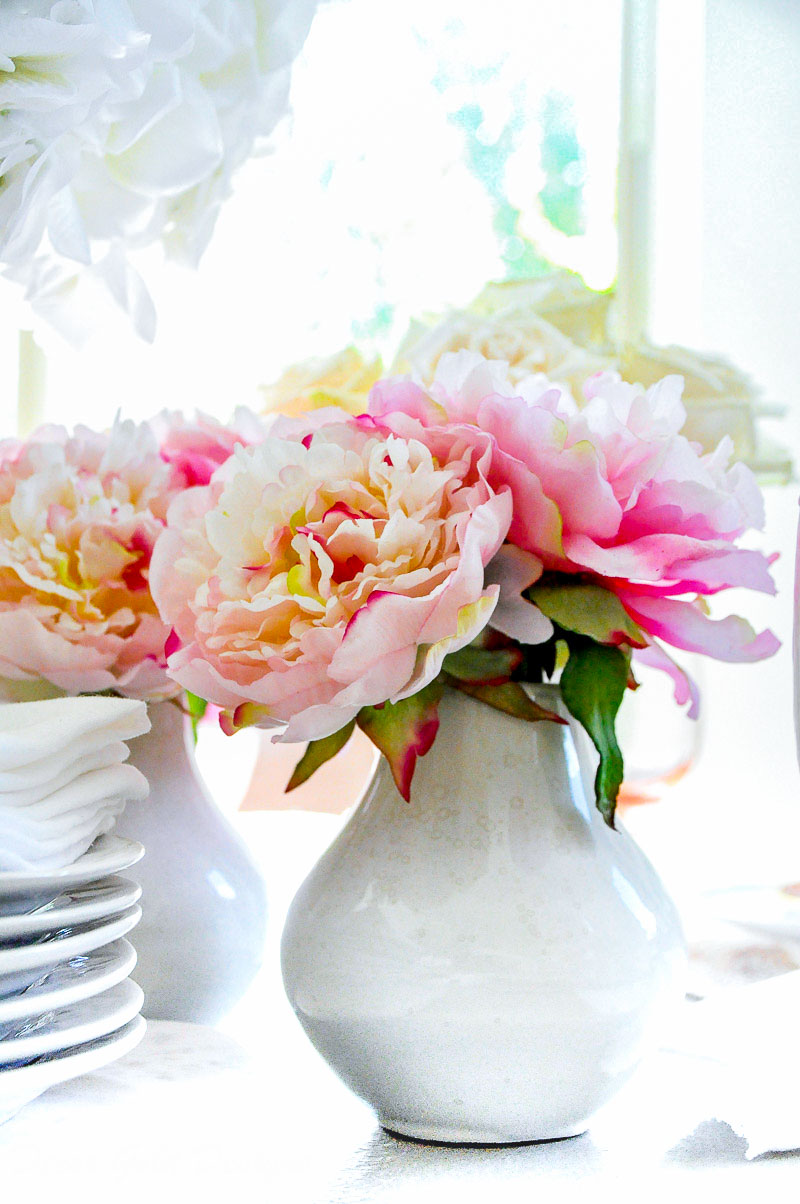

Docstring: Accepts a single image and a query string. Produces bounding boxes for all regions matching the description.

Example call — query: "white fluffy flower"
[0,0,318,339]
[393,290,611,405]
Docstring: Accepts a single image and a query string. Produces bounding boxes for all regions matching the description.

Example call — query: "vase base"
[380,1119,588,1147]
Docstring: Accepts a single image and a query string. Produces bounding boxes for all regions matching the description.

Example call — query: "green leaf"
[286,721,355,792]
[529,580,647,648]
[446,678,565,725]
[559,641,628,827]
[442,644,522,685]
[357,679,444,801]
[185,691,208,745]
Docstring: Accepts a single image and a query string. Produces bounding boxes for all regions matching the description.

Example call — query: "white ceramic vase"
[281,684,686,1143]
[113,701,267,1023]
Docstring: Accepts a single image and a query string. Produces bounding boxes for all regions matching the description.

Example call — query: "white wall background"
[703,0,800,432]
[632,0,800,898]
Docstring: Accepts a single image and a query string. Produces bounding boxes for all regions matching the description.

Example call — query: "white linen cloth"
[591,968,800,1159]
[0,697,150,872]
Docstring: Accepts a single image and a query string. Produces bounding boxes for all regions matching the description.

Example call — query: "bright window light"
[1,0,624,434]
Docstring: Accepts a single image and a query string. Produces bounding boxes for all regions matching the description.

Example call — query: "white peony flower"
[392,273,611,406]
[468,272,613,349]
[0,0,318,340]
[616,342,789,473]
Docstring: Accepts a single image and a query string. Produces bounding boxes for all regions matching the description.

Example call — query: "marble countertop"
[2,812,800,1202]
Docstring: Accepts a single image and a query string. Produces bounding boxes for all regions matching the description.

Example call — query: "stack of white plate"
[0,833,147,1124]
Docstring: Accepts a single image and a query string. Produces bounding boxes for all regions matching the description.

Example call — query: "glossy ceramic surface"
[0,878,141,942]
[0,836,144,916]
[0,1014,145,1125]
[0,939,136,1024]
[0,977,143,1060]
[0,905,141,998]
[112,701,268,1023]
[282,684,687,1143]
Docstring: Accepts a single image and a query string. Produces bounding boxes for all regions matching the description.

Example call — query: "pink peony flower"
[369,351,779,668]
[151,416,511,743]
[0,410,260,700]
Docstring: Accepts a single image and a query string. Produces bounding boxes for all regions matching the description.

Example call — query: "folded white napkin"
[0,798,127,857]
[0,810,127,873]
[0,742,129,804]
[0,764,147,822]
[0,697,151,873]
[0,697,150,771]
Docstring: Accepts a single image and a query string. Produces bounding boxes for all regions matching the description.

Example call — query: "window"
[3,0,625,434]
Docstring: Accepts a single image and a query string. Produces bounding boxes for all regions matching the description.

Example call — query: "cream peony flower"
[259,347,382,418]
[0,408,262,701]
[0,0,318,339]
[0,419,190,700]
[152,416,510,748]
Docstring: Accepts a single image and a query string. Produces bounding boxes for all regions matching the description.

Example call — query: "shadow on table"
[322,1117,800,1202]
[326,1126,607,1202]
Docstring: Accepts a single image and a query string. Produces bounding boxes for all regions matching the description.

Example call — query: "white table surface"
[2,811,800,1203]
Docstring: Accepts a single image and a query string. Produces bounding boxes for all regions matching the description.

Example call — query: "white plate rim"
[0,905,141,976]
[0,877,141,939]
[0,978,143,1064]
[0,938,137,1023]
[0,1014,146,1120]
[0,835,144,895]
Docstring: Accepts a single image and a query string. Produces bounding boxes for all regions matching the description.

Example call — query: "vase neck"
[125,699,205,801]
[363,683,598,833]
[146,697,188,735]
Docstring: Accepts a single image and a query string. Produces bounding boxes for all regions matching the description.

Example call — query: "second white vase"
[113,701,268,1023]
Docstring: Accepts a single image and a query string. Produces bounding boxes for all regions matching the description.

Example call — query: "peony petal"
[417,492,511,644]
[617,591,780,663]
[477,394,622,544]
[656,549,777,596]
[484,545,554,644]
[563,532,767,587]
[278,700,362,744]
[368,377,447,426]
[634,642,700,720]
[393,592,500,701]
[331,590,439,684]
[0,607,118,695]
